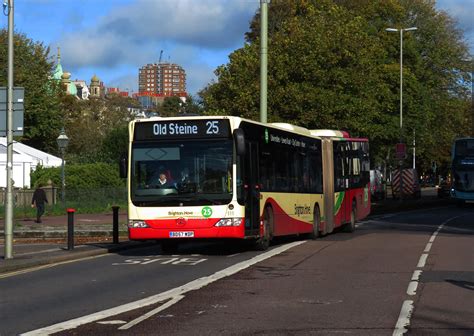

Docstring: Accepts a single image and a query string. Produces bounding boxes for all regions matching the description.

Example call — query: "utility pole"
[259,0,269,123]
[4,0,14,259]
[386,27,417,200]
[413,129,416,169]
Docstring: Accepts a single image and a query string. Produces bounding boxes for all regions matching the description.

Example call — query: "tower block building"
[138,62,186,97]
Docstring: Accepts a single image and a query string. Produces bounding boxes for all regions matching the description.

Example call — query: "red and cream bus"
[122,116,370,251]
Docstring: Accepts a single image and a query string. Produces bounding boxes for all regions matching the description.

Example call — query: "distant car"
[370,169,385,200]
[437,180,451,198]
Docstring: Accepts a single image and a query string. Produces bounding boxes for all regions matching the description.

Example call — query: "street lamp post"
[56,128,69,206]
[385,27,417,136]
[386,26,417,200]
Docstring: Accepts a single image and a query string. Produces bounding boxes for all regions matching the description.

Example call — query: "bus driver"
[156,172,175,188]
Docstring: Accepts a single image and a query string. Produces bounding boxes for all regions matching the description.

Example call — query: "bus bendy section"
[122,116,371,251]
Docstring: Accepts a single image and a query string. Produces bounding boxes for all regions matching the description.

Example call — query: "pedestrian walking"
[31,184,48,223]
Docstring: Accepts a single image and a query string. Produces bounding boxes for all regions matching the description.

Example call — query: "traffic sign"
[395,143,407,159]
[0,87,24,136]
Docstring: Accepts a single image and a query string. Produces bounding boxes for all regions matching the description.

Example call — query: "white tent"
[0,138,62,188]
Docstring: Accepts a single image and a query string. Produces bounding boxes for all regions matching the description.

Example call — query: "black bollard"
[112,206,120,244]
[67,208,75,250]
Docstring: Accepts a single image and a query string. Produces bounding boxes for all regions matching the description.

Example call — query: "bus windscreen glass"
[454,139,474,158]
[131,140,233,206]
[453,139,474,192]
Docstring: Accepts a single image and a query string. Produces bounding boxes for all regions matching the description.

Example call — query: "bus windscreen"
[131,139,233,206]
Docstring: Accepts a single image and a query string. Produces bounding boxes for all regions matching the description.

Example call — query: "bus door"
[244,141,261,237]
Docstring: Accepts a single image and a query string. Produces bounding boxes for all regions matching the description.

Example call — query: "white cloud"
[56,0,258,94]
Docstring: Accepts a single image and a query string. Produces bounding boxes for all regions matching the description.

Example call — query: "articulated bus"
[451,138,474,204]
[123,116,370,251]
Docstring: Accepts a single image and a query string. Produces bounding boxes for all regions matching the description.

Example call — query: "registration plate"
[169,231,194,238]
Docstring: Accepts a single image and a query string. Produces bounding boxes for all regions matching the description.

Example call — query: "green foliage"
[62,95,136,163]
[182,95,204,115]
[100,126,129,163]
[159,96,183,117]
[31,163,125,191]
[0,30,63,152]
[200,0,472,175]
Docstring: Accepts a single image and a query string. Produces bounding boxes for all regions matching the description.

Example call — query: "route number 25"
[206,121,219,134]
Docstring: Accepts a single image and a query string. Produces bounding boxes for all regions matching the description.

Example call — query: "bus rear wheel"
[254,207,273,251]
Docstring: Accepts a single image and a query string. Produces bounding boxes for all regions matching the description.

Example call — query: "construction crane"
[158,50,163,64]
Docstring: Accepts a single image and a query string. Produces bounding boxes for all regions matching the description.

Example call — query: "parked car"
[437,179,451,198]
[370,169,385,200]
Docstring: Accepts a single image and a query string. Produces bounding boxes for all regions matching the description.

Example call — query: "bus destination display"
[134,119,230,140]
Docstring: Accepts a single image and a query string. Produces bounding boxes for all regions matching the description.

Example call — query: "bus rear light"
[215,218,243,227]
[128,220,150,228]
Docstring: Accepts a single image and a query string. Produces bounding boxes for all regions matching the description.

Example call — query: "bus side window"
[334,144,344,191]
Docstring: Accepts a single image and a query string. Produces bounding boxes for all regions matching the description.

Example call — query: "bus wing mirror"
[233,129,246,156]
[119,153,128,178]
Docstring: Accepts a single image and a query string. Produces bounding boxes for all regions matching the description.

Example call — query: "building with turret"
[52,48,108,100]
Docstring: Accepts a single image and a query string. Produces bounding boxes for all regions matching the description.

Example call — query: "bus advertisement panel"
[124,116,370,251]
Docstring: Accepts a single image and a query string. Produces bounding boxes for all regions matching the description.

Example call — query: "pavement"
[0,188,450,275]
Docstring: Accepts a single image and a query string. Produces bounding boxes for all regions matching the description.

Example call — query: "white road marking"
[407,281,418,296]
[393,300,414,336]
[393,214,466,335]
[407,270,422,296]
[97,320,126,325]
[118,295,184,330]
[411,270,422,281]
[423,242,432,253]
[21,241,306,335]
[417,254,428,268]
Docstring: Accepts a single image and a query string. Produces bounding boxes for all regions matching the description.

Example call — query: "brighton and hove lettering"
[168,211,194,216]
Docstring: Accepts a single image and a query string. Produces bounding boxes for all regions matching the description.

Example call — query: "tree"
[63,95,136,163]
[159,96,183,117]
[0,30,63,152]
[100,126,129,163]
[182,95,203,115]
[199,0,472,172]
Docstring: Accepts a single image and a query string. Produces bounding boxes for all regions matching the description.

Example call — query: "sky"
[1,0,473,97]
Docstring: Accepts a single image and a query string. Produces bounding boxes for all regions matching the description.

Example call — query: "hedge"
[31,162,125,190]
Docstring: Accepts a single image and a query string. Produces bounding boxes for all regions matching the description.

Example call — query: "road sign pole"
[4,0,14,260]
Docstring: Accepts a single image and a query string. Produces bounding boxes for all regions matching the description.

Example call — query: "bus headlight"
[215,218,243,227]
[128,220,150,228]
